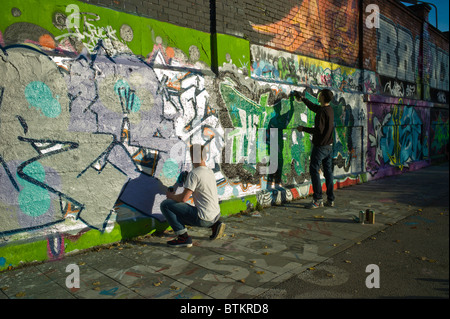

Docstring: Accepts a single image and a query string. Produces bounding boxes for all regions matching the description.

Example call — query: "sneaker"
[325,200,335,207]
[306,200,323,209]
[167,234,193,248]
[210,221,226,240]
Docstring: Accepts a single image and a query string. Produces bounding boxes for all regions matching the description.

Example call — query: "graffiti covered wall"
[0,0,220,268]
[366,96,432,178]
[0,0,448,270]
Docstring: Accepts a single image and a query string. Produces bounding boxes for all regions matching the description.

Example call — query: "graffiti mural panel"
[430,108,449,160]
[250,45,378,94]
[217,65,366,188]
[366,100,430,178]
[0,46,129,234]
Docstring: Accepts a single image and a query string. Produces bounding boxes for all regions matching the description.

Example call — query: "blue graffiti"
[16,161,51,218]
[99,287,119,296]
[381,106,426,167]
[25,81,61,118]
[114,79,141,113]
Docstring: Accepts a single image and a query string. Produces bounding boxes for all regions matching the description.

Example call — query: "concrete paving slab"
[0,265,74,299]
[131,277,209,299]
[40,263,135,299]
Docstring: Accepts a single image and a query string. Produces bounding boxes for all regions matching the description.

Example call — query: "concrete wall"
[0,0,448,271]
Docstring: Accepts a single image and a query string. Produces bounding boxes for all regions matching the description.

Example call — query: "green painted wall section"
[219,195,258,216]
[0,0,212,65]
[1,0,252,71]
[0,241,47,271]
[215,33,251,74]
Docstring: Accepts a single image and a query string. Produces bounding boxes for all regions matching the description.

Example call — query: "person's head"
[318,89,333,106]
[189,144,207,167]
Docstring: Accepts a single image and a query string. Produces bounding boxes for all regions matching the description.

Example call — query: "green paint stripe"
[0,240,48,271]
[219,195,258,216]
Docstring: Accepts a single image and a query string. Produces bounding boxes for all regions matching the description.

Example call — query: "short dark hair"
[320,89,334,103]
[189,144,206,163]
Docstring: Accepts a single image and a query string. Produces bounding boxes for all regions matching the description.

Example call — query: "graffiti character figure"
[160,144,225,247]
[293,89,335,208]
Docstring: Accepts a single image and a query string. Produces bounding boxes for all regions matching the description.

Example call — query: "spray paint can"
[359,210,365,224]
[366,209,375,224]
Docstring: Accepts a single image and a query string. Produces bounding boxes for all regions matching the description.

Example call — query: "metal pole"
[418,1,438,29]
[398,0,438,30]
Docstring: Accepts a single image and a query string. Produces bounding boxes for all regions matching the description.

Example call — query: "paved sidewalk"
[0,163,448,299]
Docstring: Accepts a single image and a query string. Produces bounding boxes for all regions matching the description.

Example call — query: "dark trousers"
[160,199,216,236]
[309,145,335,202]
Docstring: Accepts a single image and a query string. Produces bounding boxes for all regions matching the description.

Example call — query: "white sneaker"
[325,200,335,207]
[306,200,323,209]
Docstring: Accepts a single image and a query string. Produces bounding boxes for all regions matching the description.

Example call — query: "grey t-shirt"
[184,166,220,222]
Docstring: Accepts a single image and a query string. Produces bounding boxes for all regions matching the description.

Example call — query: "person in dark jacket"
[292,89,335,208]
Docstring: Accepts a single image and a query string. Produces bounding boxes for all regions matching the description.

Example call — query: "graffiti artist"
[292,89,335,209]
[160,144,225,247]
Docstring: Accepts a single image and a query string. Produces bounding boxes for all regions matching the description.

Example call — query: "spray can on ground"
[359,210,365,224]
[366,209,375,224]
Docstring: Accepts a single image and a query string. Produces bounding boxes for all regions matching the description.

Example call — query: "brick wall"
[216,0,361,67]
[427,24,450,103]
[77,0,448,82]
[79,0,363,67]
[359,0,449,101]
[78,0,212,33]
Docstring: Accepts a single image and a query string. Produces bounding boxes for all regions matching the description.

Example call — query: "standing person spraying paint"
[292,89,335,208]
[160,144,225,247]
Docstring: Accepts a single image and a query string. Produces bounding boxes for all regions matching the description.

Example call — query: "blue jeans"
[160,199,216,236]
[309,145,335,202]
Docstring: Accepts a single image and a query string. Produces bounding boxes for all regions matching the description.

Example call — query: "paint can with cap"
[359,210,365,224]
[366,209,375,224]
